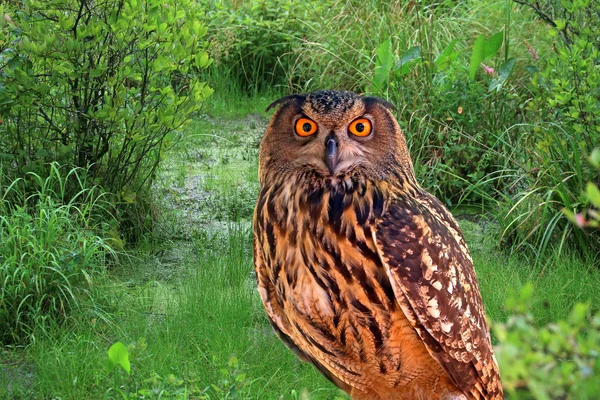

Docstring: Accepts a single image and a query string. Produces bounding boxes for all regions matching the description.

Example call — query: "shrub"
[563,149,600,238]
[0,164,116,345]
[368,33,527,207]
[497,0,600,258]
[192,1,552,207]
[494,285,600,399]
[0,0,213,207]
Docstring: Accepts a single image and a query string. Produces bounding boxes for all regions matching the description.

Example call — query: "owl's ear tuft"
[265,94,306,113]
[363,97,397,112]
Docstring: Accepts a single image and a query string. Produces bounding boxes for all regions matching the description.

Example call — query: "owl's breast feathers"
[253,169,503,400]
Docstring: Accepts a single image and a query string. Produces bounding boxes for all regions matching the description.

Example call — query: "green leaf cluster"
[0,0,212,207]
[495,285,600,399]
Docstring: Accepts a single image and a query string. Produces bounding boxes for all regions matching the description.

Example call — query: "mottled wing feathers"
[372,192,503,400]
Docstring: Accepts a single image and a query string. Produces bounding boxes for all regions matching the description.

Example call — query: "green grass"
[0,164,117,346]
[199,68,284,118]
[3,220,597,399]
[3,224,346,399]
[460,219,600,325]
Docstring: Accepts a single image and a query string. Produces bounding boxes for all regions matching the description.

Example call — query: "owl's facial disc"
[325,134,338,174]
[260,90,410,182]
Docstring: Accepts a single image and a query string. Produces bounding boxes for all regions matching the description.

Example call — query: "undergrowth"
[0,164,117,345]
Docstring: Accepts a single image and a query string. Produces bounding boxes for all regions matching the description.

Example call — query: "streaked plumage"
[253,90,503,400]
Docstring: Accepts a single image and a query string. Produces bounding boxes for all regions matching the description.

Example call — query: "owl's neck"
[257,167,421,237]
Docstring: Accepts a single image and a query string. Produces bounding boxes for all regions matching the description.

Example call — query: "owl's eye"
[295,117,318,137]
[349,118,372,137]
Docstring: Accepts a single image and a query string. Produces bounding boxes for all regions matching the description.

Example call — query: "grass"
[7,222,597,399]
[2,113,599,399]
[0,164,117,346]
[3,223,346,399]
[460,219,600,325]
[199,68,284,118]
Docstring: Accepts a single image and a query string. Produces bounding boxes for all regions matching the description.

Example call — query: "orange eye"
[295,117,318,137]
[349,118,372,137]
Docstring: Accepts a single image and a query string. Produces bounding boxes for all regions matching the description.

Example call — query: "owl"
[253,90,503,400]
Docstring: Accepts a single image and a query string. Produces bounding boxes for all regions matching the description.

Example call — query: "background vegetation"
[1,0,599,398]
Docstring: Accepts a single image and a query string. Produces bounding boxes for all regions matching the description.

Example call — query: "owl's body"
[253,90,503,400]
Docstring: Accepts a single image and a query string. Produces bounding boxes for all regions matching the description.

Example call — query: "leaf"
[7,57,21,70]
[195,52,210,68]
[498,58,516,81]
[586,182,600,207]
[372,38,393,90]
[434,39,458,69]
[488,58,516,92]
[106,342,131,375]
[469,34,486,80]
[569,303,589,325]
[394,46,421,75]
[122,190,137,204]
[562,207,576,224]
[35,148,51,158]
[524,65,539,75]
[483,31,503,59]
[228,355,239,368]
[589,148,600,169]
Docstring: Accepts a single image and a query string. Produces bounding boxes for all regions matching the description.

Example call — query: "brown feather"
[372,191,503,399]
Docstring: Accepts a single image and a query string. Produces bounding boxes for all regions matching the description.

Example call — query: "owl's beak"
[325,134,338,174]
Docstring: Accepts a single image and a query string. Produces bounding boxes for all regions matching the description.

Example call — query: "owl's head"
[259,90,414,184]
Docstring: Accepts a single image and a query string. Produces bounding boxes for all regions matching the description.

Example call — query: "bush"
[494,285,600,399]
[193,1,555,208]
[0,164,116,345]
[0,0,213,209]
[497,0,600,258]
[366,32,528,207]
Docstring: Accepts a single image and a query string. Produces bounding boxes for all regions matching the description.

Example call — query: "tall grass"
[0,164,117,345]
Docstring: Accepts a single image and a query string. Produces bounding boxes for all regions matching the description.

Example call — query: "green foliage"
[105,338,199,399]
[0,164,116,345]
[106,341,131,375]
[195,0,548,209]
[0,0,212,203]
[563,148,600,232]
[277,0,542,207]
[494,285,600,399]
[366,20,523,206]
[498,0,600,257]
[207,355,250,399]
[468,31,503,80]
